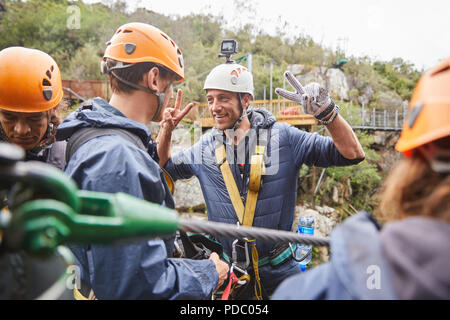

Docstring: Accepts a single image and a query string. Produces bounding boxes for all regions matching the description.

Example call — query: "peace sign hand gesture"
[275,71,335,120]
[161,89,197,131]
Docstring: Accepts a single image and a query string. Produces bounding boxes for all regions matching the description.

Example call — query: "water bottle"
[296,217,314,271]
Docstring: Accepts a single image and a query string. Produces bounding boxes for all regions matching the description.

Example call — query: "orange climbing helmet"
[102,22,185,82]
[0,47,63,113]
[395,58,450,157]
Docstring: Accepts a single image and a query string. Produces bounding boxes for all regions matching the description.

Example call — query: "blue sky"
[88,0,450,70]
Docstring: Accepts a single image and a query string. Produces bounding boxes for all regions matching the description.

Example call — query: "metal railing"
[196,100,406,131]
[349,107,407,131]
[197,99,303,119]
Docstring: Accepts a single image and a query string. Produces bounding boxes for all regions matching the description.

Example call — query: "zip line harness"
[214,128,296,300]
[215,134,263,299]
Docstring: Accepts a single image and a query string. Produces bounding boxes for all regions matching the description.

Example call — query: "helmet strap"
[231,93,247,131]
[45,122,54,139]
[418,143,450,174]
[109,70,166,122]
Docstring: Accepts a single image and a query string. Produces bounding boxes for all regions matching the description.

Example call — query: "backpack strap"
[65,127,146,164]
[65,126,175,194]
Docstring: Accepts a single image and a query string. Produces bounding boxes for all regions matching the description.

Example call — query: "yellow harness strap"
[244,146,266,226]
[215,144,265,226]
[215,145,245,224]
[73,287,97,300]
[162,168,175,195]
[74,287,88,300]
[215,143,266,299]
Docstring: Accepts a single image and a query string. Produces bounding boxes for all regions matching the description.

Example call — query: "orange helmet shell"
[0,47,63,113]
[103,22,185,82]
[395,58,450,157]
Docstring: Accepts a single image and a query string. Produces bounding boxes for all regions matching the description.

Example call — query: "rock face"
[294,205,342,238]
[294,205,343,263]
[156,122,207,212]
[173,177,206,211]
[371,131,402,172]
[375,91,403,110]
[287,64,349,101]
[325,68,350,101]
[358,84,375,107]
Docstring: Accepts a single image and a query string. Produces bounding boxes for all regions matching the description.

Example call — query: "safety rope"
[180,218,330,247]
[249,240,263,300]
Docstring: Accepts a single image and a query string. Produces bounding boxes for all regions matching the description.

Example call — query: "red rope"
[221,272,240,300]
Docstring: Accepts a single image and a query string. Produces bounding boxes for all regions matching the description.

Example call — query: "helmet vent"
[46,70,52,79]
[160,33,169,40]
[124,43,136,55]
[123,29,133,33]
[50,65,54,72]
[42,79,51,87]
[43,88,53,101]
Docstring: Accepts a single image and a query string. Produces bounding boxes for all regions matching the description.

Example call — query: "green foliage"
[0,0,421,105]
[373,58,421,100]
[0,0,414,224]
[63,43,106,80]
[320,106,382,211]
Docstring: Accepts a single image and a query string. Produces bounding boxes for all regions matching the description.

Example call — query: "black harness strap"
[65,127,146,165]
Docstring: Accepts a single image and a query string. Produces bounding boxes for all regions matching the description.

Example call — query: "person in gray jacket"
[160,63,365,299]
[272,57,450,300]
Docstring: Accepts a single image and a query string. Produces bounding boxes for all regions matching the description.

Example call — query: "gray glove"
[275,71,335,120]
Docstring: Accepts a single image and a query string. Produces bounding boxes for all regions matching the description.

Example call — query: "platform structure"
[190,99,317,129]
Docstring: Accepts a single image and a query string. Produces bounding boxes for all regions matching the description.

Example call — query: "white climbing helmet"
[203,63,254,98]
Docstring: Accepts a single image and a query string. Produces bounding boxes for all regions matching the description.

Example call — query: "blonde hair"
[377,155,450,223]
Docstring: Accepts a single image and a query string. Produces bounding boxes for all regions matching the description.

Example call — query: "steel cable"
[180,218,330,247]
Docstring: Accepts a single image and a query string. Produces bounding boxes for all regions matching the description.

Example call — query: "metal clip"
[231,237,251,282]
[229,265,248,286]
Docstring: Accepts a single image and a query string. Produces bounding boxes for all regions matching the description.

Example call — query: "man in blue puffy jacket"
[56,23,229,300]
[159,62,365,299]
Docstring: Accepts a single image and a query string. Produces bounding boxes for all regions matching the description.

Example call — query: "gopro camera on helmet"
[219,39,238,64]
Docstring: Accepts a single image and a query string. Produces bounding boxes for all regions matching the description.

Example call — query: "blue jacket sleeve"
[66,137,219,299]
[286,125,363,169]
[164,139,203,181]
[272,262,353,300]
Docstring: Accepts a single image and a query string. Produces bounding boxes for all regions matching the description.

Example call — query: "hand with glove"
[275,71,339,125]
